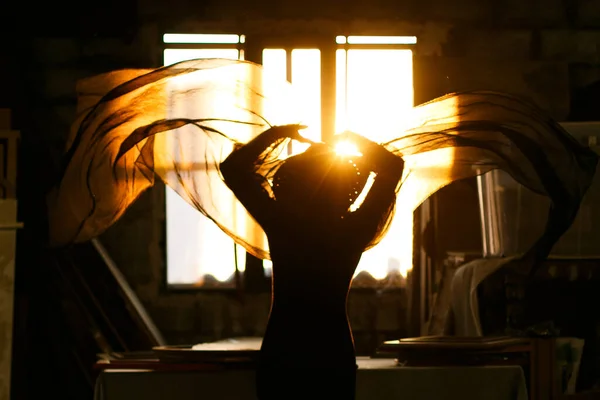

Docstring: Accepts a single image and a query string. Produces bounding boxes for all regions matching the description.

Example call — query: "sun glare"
[334,140,362,157]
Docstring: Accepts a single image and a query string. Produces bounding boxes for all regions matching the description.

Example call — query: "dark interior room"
[3,0,600,399]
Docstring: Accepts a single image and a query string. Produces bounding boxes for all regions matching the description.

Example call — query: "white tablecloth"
[95,357,528,400]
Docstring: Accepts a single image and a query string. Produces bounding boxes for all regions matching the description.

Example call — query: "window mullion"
[320,43,337,143]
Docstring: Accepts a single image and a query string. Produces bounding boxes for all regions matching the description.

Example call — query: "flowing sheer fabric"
[47,59,598,265]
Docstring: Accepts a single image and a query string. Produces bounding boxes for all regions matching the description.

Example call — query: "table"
[95,357,528,400]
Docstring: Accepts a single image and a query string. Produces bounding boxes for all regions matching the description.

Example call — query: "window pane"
[336,48,415,278]
[262,49,287,83]
[335,49,347,133]
[291,49,321,144]
[345,49,413,140]
[164,47,246,286]
[261,49,289,139]
[166,189,246,285]
[262,49,321,154]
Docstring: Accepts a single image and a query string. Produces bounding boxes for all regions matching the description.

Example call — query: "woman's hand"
[266,124,311,144]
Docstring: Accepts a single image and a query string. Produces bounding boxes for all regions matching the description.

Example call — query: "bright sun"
[334,140,362,157]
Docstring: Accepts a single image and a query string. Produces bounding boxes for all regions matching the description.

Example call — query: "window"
[163,34,249,287]
[262,48,322,146]
[335,36,415,283]
[164,33,416,288]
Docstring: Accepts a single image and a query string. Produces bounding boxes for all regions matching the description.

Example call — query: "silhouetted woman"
[45,61,598,399]
[220,125,405,400]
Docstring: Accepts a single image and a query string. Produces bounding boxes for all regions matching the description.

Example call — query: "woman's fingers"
[275,124,307,135]
[286,125,312,143]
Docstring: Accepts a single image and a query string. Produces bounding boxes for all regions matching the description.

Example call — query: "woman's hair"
[272,143,369,218]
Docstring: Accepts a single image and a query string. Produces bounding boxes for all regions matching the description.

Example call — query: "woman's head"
[272,143,369,219]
